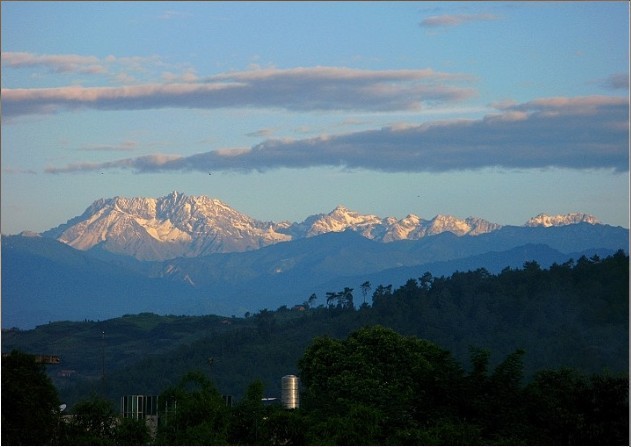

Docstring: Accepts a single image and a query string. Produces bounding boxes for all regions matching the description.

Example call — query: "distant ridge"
[40,192,604,261]
[3,220,627,329]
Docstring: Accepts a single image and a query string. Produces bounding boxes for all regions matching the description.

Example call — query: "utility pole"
[101,331,106,395]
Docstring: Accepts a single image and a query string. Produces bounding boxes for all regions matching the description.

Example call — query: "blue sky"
[1,1,629,234]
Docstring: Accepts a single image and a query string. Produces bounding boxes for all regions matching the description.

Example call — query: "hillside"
[2,250,627,409]
[0,235,227,329]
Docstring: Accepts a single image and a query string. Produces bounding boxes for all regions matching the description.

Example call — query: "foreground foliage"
[3,326,628,445]
[296,326,628,445]
[1,350,61,445]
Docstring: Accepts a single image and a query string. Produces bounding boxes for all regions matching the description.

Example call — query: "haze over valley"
[2,192,627,329]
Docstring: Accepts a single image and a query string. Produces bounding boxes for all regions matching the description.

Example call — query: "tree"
[64,395,119,445]
[255,308,276,338]
[298,325,465,444]
[259,404,306,445]
[484,349,529,442]
[340,287,354,309]
[524,368,629,445]
[371,284,392,309]
[228,380,265,445]
[420,271,434,290]
[156,371,230,445]
[325,291,339,308]
[305,293,317,308]
[325,288,354,309]
[116,416,151,446]
[360,281,371,306]
[1,350,62,446]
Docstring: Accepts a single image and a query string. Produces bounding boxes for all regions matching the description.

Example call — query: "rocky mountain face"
[41,191,601,261]
[43,192,291,260]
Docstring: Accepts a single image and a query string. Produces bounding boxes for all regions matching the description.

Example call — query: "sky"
[1,1,629,235]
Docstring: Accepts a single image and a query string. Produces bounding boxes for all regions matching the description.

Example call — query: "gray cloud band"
[1,67,475,117]
[45,96,628,174]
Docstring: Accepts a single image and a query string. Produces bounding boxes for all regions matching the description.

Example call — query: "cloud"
[1,66,476,118]
[46,154,183,174]
[600,73,629,90]
[45,95,629,174]
[2,52,174,88]
[420,13,500,28]
[3,167,37,175]
[77,140,139,152]
[158,10,192,20]
[1,52,106,74]
[161,68,199,83]
[246,128,276,138]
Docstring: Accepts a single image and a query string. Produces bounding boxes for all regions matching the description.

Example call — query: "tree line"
[2,324,628,445]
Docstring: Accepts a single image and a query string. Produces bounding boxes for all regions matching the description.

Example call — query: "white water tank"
[281,375,300,409]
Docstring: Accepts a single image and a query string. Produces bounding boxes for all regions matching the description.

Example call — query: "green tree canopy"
[64,395,119,445]
[298,325,465,444]
[1,350,61,446]
[228,379,265,445]
[156,371,230,445]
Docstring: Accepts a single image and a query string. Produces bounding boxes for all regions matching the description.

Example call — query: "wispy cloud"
[246,128,276,138]
[2,52,176,87]
[2,52,165,75]
[420,13,500,28]
[157,10,192,20]
[1,66,476,118]
[600,73,629,90]
[3,167,37,175]
[77,140,139,152]
[2,52,106,74]
[47,154,183,174]
[45,95,629,174]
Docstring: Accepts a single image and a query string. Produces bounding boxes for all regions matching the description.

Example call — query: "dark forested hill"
[2,250,627,410]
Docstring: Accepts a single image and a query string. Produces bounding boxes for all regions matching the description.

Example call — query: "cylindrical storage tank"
[281,375,300,409]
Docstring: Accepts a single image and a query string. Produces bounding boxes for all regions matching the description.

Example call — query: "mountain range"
[2,192,628,329]
[42,191,601,261]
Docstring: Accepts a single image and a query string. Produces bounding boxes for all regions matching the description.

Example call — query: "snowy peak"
[43,192,291,260]
[464,216,504,236]
[381,214,501,241]
[382,214,423,242]
[524,213,600,227]
[41,192,604,261]
[304,205,384,238]
[269,205,499,242]
[426,214,474,236]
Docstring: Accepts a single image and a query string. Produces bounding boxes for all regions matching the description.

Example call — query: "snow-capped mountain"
[43,192,291,260]
[301,205,385,238]
[41,192,602,261]
[524,213,600,227]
